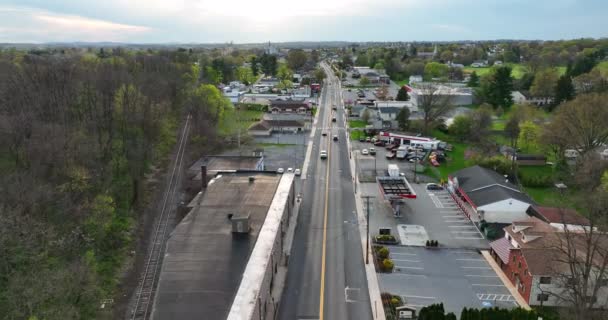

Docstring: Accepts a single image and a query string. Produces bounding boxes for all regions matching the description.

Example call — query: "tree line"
[0,48,230,318]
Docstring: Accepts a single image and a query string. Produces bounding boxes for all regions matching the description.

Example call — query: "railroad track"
[130,114,191,320]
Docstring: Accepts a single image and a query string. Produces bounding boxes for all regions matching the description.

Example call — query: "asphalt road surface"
[278,63,373,320]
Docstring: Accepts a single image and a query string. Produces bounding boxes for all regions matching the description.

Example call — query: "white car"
[294,169,301,176]
[287,168,293,173]
[277,168,285,173]
[320,150,328,159]
[362,149,369,155]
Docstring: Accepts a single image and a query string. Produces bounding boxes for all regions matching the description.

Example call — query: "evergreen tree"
[396,87,410,101]
[250,56,259,76]
[554,74,575,106]
[396,107,410,131]
[480,66,514,109]
[467,71,480,87]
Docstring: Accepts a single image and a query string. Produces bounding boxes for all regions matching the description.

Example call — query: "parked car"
[369,148,376,155]
[322,131,327,136]
[333,135,339,141]
[359,136,366,142]
[385,152,396,159]
[426,183,443,191]
[294,169,301,176]
[362,149,369,155]
[366,137,371,142]
[320,151,327,159]
[277,168,285,173]
[374,140,385,147]
[287,168,293,173]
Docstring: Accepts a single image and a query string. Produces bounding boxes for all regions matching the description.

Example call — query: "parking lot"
[378,247,517,314]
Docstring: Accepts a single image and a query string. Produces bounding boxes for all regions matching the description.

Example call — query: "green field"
[349,120,367,128]
[464,63,566,80]
[219,109,264,136]
[594,61,608,76]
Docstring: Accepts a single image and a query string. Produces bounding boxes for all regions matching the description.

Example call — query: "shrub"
[486,226,498,240]
[426,240,430,246]
[376,234,397,242]
[382,259,395,272]
[377,247,390,260]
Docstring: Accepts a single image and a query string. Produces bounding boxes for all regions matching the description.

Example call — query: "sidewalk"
[481,250,531,310]
[347,123,387,320]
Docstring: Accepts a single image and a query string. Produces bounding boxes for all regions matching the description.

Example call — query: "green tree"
[480,65,514,109]
[236,66,256,85]
[361,108,372,124]
[250,56,259,76]
[259,53,277,76]
[314,68,326,84]
[467,71,480,87]
[356,53,369,67]
[396,87,410,101]
[424,62,449,79]
[277,64,294,89]
[554,74,575,106]
[373,61,385,71]
[286,49,308,71]
[518,120,541,152]
[204,66,222,85]
[449,115,473,142]
[396,107,410,131]
[359,76,370,86]
[530,68,559,98]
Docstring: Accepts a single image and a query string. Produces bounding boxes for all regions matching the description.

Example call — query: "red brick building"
[489,216,608,307]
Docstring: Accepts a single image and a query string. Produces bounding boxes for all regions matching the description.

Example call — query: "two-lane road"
[279,64,372,320]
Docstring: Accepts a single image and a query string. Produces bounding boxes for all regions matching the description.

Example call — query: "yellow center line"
[319,74,333,320]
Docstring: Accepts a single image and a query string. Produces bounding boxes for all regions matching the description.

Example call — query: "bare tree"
[416,83,454,134]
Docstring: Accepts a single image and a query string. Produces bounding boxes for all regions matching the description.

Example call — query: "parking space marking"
[391,252,418,256]
[451,231,482,234]
[396,266,424,270]
[476,294,516,302]
[449,225,476,228]
[448,251,479,254]
[392,273,427,278]
[465,275,499,278]
[455,236,485,239]
[456,258,485,261]
[461,266,491,269]
[402,295,436,300]
[471,284,505,287]
[391,259,420,263]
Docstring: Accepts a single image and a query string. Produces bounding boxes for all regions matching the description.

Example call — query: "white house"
[511,91,527,104]
[448,165,535,224]
[409,75,423,83]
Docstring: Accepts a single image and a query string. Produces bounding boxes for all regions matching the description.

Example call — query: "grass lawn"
[219,108,264,136]
[435,142,468,179]
[491,120,505,130]
[349,120,367,128]
[523,186,578,208]
[594,61,608,76]
[463,66,493,77]
[395,79,409,87]
[350,129,366,140]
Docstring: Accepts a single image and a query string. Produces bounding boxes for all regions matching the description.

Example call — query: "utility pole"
[362,195,375,265]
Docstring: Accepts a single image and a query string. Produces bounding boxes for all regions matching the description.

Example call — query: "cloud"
[0,6,150,42]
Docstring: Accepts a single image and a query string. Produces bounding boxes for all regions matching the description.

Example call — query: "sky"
[0,0,606,43]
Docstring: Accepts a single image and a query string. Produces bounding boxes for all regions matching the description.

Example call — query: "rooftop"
[189,155,263,180]
[529,206,590,226]
[151,172,284,320]
[451,165,534,207]
[377,176,417,199]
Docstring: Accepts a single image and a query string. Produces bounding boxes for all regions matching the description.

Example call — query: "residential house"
[248,119,306,136]
[493,60,503,66]
[521,91,554,106]
[269,99,311,114]
[511,91,527,104]
[409,75,423,83]
[527,206,591,232]
[448,165,535,224]
[489,217,608,307]
[350,104,374,118]
[378,106,401,122]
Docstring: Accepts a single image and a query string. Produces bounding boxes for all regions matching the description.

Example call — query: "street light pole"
[362,195,374,264]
